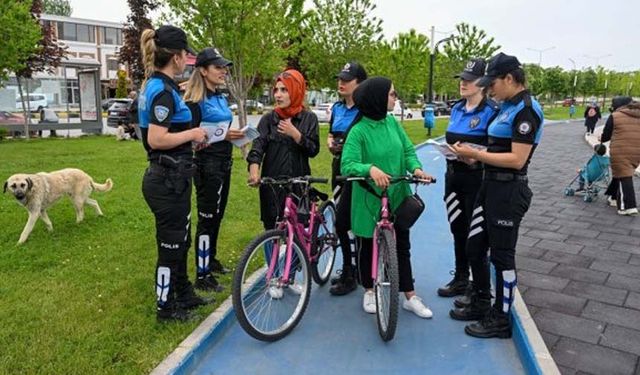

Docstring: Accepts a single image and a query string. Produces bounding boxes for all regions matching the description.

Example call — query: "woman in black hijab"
[341,77,435,319]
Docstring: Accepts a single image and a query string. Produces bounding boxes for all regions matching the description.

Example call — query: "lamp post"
[602,72,609,109]
[583,53,612,67]
[568,58,578,101]
[527,46,555,66]
[427,33,453,104]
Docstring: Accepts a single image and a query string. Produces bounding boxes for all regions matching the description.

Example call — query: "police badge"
[469,116,481,129]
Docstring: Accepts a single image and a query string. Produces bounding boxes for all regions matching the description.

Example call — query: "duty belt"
[446,160,482,173]
[484,171,528,182]
[148,154,196,177]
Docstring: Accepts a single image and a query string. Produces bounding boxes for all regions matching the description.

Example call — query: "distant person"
[569,103,576,119]
[600,96,639,216]
[584,100,601,135]
[126,90,140,140]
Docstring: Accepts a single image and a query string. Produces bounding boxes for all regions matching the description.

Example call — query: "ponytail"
[183,67,207,103]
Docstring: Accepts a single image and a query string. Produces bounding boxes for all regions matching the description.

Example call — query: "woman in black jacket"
[247,69,320,230]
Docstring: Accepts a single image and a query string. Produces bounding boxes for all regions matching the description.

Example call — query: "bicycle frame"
[371,192,395,282]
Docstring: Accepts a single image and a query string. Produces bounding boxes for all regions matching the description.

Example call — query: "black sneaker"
[195,274,225,292]
[464,307,512,339]
[211,259,231,275]
[177,287,215,310]
[449,294,491,321]
[437,272,469,297]
[156,306,193,322]
[329,272,357,296]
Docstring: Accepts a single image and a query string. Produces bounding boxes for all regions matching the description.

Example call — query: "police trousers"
[142,165,193,309]
[466,176,532,313]
[193,154,232,277]
[444,165,483,275]
[332,155,354,270]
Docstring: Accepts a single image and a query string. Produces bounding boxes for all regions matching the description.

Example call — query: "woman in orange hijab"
[247,69,320,230]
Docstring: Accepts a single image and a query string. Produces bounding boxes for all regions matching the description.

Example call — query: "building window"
[62,79,80,105]
[102,27,122,45]
[107,58,119,71]
[57,22,95,43]
[79,53,95,59]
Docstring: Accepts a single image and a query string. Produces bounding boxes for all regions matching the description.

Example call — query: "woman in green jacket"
[341,77,435,319]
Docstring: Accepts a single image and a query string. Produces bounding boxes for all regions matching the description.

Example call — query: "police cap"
[454,58,486,81]
[195,47,233,68]
[477,52,522,87]
[154,25,195,55]
[335,61,368,82]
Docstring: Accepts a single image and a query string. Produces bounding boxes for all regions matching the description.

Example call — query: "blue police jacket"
[196,91,233,157]
[445,98,498,146]
[329,101,360,135]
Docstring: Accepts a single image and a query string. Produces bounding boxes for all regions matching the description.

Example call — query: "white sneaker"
[288,282,304,295]
[618,208,639,216]
[268,286,283,299]
[607,196,617,207]
[402,296,433,319]
[363,291,376,314]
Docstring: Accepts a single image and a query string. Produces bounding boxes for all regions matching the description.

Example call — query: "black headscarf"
[353,77,392,121]
[611,96,632,112]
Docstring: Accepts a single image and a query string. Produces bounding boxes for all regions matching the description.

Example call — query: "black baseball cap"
[154,25,195,55]
[335,61,368,82]
[477,52,523,87]
[454,58,486,81]
[195,47,233,68]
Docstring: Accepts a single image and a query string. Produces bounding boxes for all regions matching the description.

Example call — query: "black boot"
[177,285,215,310]
[195,273,225,292]
[211,259,231,275]
[454,282,475,308]
[157,302,193,322]
[449,292,490,321]
[329,267,357,296]
[464,307,512,339]
[330,266,355,285]
[437,271,469,297]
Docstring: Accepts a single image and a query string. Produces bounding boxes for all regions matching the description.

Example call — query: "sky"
[67,0,639,72]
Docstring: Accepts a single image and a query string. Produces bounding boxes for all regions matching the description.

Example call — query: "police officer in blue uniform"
[437,59,498,298]
[184,48,244,293]
[451,53,544,338]
[138,25,209,321]
[327,62,367,296]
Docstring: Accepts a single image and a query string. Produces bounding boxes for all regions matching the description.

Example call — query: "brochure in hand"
[201,121,229,144]
[229,125,260,147]
[426,139,486,161]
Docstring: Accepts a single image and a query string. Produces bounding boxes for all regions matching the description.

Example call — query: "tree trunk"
[16,77,30,140]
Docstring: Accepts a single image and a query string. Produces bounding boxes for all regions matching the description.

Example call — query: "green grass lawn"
[0,120,446,374]
[543,105,586,121]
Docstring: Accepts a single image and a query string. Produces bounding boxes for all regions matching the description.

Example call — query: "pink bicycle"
[337,175,435,341]
[232,176,337,342]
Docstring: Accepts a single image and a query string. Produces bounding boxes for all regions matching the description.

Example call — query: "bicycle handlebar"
[260,176,329,186]
[335,175,437,184]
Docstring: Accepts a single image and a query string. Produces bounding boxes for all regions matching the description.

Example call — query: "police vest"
[138,76,192,158]
[446,99,498,145]
[197,93,233,157]
[488,96,543,144]
[330,101,360,135]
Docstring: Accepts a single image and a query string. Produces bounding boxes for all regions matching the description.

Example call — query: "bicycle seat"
[309,187,328,202]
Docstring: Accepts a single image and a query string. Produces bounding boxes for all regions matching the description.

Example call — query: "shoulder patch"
[517,121,532,135]
[154,105,170,122]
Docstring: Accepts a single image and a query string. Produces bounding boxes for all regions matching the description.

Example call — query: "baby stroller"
[564,144,610,202]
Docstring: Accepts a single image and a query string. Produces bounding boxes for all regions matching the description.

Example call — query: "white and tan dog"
[4,168,113,244]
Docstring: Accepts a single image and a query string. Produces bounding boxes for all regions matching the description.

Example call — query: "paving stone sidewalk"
[518,120,640,375]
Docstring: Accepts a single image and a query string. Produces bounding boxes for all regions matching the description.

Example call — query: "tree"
[299,0,383,90]
[14,0,68,138]
[542,66,568,102]
[119,0,158,87]
[0,1,41,85]
[163,0,304,129]
[116,69,128,98]
[43,0,72,16]
[522,63,545,97]
[581,68,598,103]
[434,23,501,99]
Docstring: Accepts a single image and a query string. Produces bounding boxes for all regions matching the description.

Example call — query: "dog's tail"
[91,178,113,192]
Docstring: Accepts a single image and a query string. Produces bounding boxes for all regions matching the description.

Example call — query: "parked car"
[562,98,576,107]
[0,111,27,124]
[229,100,264,114]
[15,94,48,112]
[107,99,133,128]
[391,100,413,119]
[421,101,451,117]
[312,102,333,123]
[101,98,119,111]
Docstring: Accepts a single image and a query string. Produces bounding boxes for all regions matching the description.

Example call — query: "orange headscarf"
[273,69,306,119]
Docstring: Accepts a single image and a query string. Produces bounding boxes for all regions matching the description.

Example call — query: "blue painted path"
[186,145,525,375]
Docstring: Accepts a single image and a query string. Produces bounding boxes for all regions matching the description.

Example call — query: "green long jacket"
[340,115,422,237]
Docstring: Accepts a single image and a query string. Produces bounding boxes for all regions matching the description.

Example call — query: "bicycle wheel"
[232,229,311,342]
[375,227,399,342]
[310,201,337,285]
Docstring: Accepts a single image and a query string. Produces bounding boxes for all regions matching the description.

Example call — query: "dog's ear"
[3,181,6,194]
[26,178,33,191]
